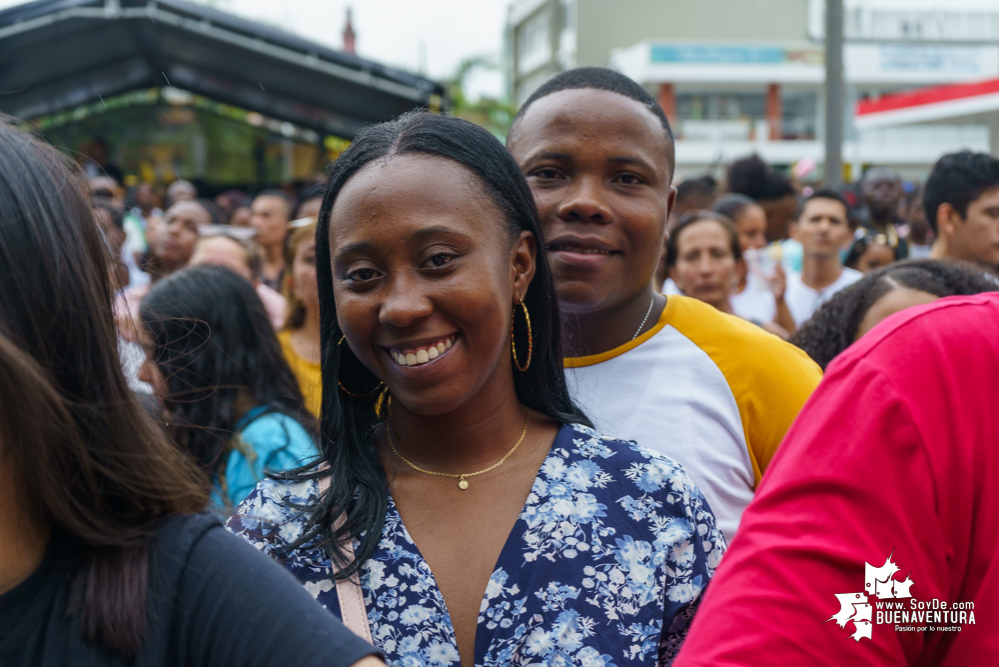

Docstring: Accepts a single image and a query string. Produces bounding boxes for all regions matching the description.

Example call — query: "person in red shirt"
[675,291,999,666]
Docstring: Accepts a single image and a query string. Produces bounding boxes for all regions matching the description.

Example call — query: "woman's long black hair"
[140,265,314,479]
[0,118,207,656]
[790,259,999,369]
[284,110,591,578]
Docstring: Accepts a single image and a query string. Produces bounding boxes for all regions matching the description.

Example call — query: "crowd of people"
[2,65,998,667]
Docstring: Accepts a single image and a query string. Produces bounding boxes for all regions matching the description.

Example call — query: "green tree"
[446,56,516,142]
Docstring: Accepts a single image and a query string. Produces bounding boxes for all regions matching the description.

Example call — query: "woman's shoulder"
[558,422,697,494]
[226,475,325,561]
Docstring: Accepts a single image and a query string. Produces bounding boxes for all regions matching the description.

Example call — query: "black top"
[0,512,378,667]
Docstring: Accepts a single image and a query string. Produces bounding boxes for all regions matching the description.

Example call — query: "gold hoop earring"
[336,335,385,398]
[511,299,532,372]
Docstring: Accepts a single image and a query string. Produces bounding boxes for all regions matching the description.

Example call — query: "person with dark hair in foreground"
[675,292,999,666]
[139,266,316,510]
[507,66,821,542]
[925,150,999,267]
[228,110,724,666]
[0,119,381,667]
[789,259,998,370]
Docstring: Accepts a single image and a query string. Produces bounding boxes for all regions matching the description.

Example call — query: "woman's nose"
[378,274,434,329]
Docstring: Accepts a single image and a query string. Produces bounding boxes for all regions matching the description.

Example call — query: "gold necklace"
[386,411,530,490]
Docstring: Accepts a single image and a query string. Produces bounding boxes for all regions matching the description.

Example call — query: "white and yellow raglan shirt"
[564,295,823,541]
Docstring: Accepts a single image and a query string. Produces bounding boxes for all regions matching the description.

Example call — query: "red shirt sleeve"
[674,294,999,666]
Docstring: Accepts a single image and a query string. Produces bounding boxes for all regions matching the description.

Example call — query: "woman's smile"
[387,333,458,367]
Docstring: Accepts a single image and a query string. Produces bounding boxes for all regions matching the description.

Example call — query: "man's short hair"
[798,188,853,227]
[923,151,999,234]
[510,67,675,149]
[254,189,295,219]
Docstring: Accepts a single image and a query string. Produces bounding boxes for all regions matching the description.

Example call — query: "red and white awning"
[855,78,999,129]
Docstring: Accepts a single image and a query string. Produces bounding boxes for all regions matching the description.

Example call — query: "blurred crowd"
[662,151,999,347]
[3,64,999,667]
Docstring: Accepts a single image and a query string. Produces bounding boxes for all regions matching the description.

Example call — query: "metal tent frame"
[0,0,446,138]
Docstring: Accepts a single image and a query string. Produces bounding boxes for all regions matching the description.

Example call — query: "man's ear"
[510,230,537,302]
[665,184,678,229]
[937,202,962,238]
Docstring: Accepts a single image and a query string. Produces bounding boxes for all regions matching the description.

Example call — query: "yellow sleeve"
[277,330,323,418]
[669,297,823,486]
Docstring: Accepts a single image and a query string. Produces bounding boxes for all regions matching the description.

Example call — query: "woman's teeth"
[550,245,612,254]
[391,337,454,367]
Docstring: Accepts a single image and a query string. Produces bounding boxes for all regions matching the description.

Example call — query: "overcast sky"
[0,0,510,99]
[217,0,509,98]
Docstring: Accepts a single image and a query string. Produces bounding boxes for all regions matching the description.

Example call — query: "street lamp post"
[825,0,844,188]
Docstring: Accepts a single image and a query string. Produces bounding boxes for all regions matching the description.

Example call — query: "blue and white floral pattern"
[228,423,725,666]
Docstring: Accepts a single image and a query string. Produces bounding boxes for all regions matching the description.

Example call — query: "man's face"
[792,198,853,259]
[157,201,210,270]
[250,195,290,249]
[946,186,999,265]
[862,172,903,220]
[507,89,674,317]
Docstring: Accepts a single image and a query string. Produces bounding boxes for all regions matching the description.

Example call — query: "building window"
[676,93,766,122]
[517,11,551,76]
[675,93,766,141]
[782,92,817,140]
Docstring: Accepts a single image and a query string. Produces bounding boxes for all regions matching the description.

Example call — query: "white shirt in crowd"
[730,271,777,324]
[661,277,681,295]
[785,267,863,327]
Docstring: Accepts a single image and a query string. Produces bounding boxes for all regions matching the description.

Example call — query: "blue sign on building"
[651,44,788,64]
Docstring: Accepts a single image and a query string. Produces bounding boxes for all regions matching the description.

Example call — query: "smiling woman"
[227,111,725,667]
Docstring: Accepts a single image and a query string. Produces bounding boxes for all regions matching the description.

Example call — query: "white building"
[506,0,999,180]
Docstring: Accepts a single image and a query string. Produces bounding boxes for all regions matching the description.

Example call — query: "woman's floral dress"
[227,423,726,666]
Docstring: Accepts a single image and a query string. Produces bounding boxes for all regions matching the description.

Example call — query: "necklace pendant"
[458,478,469,490]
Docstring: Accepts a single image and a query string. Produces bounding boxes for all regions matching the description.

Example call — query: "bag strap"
[317,473,373,644]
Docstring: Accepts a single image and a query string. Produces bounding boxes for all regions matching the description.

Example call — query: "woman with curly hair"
[789,259,998,369]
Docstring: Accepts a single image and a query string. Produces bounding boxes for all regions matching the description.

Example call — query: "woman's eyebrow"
[333,240,374,263]
[333,226,471,263]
